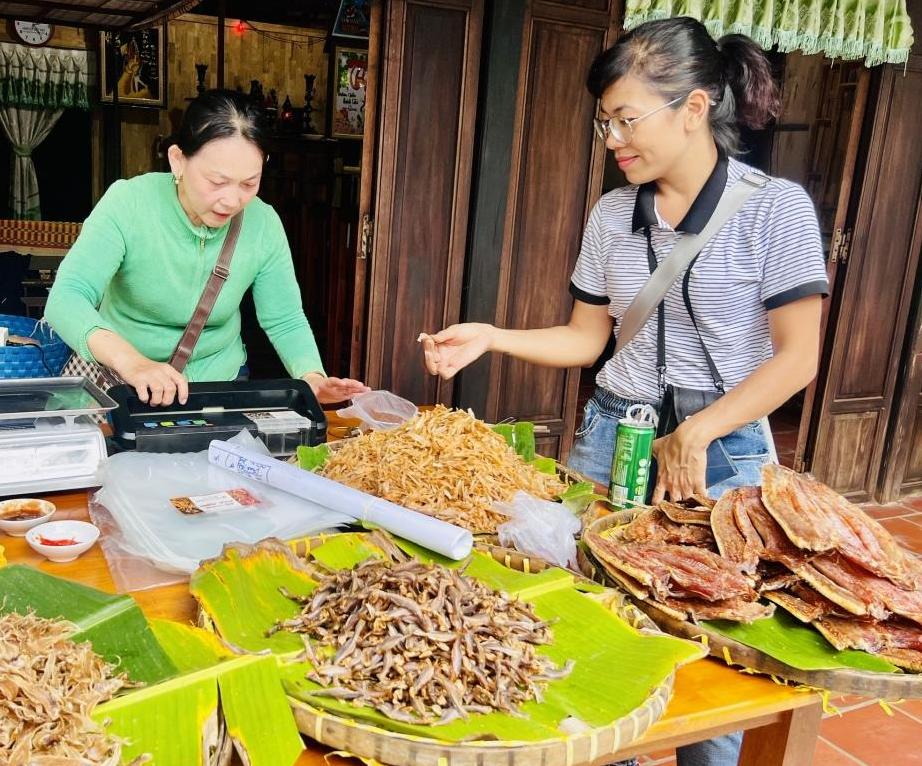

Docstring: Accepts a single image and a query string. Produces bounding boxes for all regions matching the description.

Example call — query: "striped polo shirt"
[570,154,829,403]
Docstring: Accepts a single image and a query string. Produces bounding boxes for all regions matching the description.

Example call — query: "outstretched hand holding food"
[419,323,496,379]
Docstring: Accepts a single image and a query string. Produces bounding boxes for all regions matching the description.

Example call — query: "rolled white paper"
[208,440,473,560]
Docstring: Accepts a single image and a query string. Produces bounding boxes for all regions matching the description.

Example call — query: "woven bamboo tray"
[583,512,922,699]
[270,534,684,766]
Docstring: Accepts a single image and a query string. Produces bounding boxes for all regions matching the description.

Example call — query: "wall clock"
[10,20,54,47]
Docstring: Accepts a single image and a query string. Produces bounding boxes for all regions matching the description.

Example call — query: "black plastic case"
[107,379,327,454]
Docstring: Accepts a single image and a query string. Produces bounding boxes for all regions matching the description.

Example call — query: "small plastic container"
[337,390,418,431]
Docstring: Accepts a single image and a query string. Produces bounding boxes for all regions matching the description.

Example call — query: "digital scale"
[0,376,115,497]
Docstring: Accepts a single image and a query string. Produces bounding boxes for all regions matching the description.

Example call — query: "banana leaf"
[557,480,611,514]
[703,610,901,674]
[0,564,176,684]
[297,443,330,472]
[191,533,704,743]
[94,655,304,766]
[150,619,235,674]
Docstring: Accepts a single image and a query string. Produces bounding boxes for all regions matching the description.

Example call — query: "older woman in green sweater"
[46,90,368,406]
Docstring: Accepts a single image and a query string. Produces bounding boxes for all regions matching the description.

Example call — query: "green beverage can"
[609,404,657,509]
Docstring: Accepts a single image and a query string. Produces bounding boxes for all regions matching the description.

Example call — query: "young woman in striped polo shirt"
[423,16,828,766]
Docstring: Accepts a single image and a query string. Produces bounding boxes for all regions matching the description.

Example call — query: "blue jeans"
[569,389,770,766]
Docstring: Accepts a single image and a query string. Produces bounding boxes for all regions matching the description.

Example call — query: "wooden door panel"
[813,411,880,491]
[485,0,617,460]
[365,0,483,404]
[808,57,922,499]
[905,404,922,484]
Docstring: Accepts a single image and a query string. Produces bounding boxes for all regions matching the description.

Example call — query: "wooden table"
[3,486,824,766]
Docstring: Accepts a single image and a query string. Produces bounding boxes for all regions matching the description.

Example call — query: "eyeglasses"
[593,94,688,144]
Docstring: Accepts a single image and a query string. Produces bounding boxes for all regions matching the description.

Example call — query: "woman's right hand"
[117,355,189,406]
[419,323,496,379]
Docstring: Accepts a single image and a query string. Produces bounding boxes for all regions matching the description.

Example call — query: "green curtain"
[0,43,90,110]
[0,44,90,218]
[624,0,914,66]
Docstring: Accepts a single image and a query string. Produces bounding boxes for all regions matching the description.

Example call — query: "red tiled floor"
[879,517,922,553]
[893,699,922,723]
[819,702,922,765]
[863,504,917,521]
[812,737,864,765]
[902,495,922,512]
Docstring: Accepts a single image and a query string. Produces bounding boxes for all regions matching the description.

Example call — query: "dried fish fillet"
[0,612,129,765]
[321,405,567,533]
[274,559,572,724]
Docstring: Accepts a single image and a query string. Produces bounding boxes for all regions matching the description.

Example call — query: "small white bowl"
[25,520,99,563]
[0,498,56,537]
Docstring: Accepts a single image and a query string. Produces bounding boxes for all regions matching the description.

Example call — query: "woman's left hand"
[305,373,370,404]
[651,422,709,503]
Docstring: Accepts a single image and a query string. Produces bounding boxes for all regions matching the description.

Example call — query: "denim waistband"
[591,386,658,417]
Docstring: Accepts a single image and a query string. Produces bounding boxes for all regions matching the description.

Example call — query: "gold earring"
[173,175,181,186]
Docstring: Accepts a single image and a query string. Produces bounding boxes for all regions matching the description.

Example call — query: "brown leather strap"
[168,213,243,373]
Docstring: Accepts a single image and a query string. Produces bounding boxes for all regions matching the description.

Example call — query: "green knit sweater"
[46,173,324,381]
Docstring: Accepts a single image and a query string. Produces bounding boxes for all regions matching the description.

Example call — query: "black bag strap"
[645,227,724,395]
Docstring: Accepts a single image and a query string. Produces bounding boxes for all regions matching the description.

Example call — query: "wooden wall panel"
[484,0,616,459]
[809,55,922,500]
[119,14,329,179]
[364,0,483,404]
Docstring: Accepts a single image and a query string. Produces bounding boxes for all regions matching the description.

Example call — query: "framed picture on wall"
[330,46,367,139]
[332,0,370,40]
[99,26,166,108]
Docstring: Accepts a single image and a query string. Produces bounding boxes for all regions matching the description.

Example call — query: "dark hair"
[174,89,267,157]
[586,17,780,156]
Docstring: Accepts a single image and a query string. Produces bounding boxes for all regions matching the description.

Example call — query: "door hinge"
[838,228,853,264]
[829,226,853,264]
[829,227,843,263]
[359,214,374,260]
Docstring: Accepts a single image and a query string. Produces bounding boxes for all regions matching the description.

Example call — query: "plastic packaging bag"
[495,491,581,570]
[93,430,352,579]
[337,389,418,431]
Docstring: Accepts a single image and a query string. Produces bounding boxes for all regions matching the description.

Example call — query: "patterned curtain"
[623,0,914,66]
[0,44,90,219]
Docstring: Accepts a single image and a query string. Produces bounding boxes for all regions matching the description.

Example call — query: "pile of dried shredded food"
[0,612,129,765]
[273,559,573,724]
[320,405,568,533]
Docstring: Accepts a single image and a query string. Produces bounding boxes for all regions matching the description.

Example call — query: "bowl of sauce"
[25,520,99,563]
[0,498,56,536]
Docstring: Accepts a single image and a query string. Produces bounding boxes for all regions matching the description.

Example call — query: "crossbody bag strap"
[614,171,769,355]
[644,227,667,394]
[681,256,725,393]
[168,213,243,373]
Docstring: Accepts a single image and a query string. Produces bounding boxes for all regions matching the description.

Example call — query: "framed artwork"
[332,0,370,40]
[331,46,367,139]
[99,26,166,108]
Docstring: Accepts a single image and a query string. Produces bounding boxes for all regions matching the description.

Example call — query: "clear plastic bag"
[494,491,581,569]
[92,430,351,581]
[337,390,418,431]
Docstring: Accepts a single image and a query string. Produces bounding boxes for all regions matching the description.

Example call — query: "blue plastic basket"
[0,314,73,379]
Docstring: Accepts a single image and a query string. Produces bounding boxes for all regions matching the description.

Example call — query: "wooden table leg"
[738,701,823,766]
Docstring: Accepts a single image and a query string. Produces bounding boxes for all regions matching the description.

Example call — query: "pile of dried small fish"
[273,559,573,724]
[320,405,567,533]
[0,611,129,765]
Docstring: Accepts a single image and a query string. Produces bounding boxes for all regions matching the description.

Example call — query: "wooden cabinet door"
[805,56,922,500]
[360,0,484,405]
[482,0,619,459]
